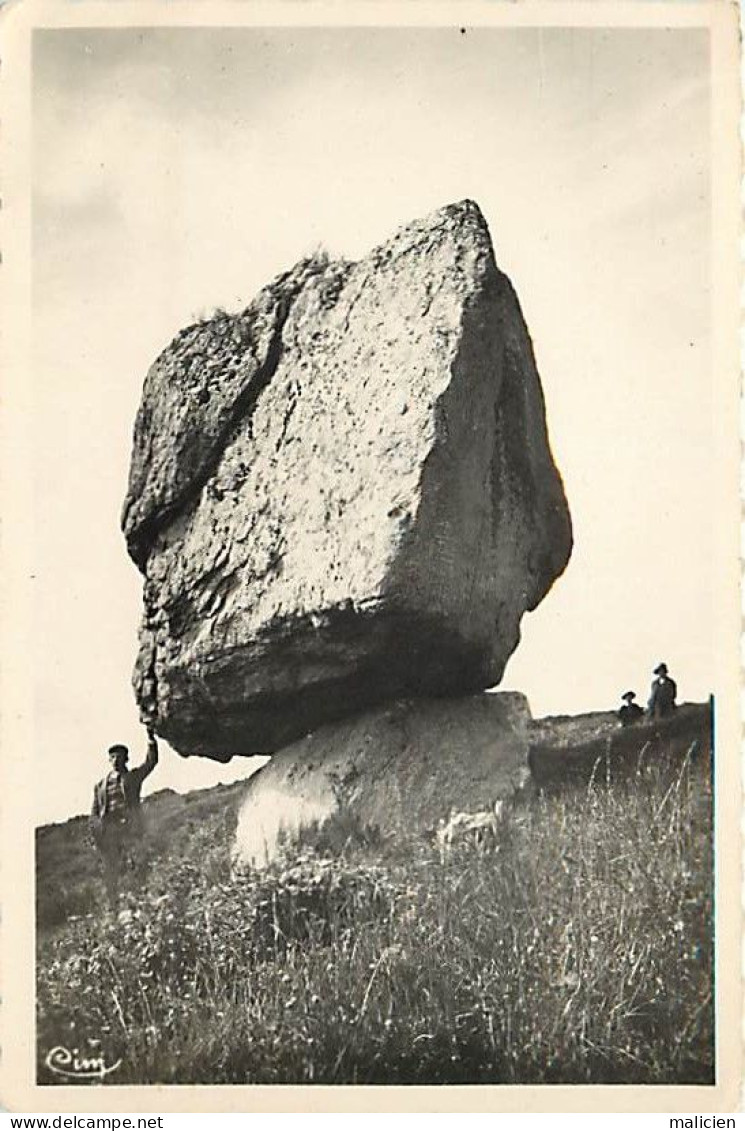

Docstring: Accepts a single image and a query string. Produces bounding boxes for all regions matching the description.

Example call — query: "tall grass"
[36,749,712,1085]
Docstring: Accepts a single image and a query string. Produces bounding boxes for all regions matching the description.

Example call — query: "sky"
[31,25,713,824]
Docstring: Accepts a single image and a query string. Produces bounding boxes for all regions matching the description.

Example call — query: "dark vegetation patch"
[36,714,713,1085]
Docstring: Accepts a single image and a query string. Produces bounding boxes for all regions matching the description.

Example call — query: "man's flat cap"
[107,743,129,757]
[653,663,668,675]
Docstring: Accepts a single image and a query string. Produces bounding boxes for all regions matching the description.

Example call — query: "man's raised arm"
[131,725,159,784]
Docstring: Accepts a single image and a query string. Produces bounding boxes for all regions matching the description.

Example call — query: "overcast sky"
[32,26,712,824]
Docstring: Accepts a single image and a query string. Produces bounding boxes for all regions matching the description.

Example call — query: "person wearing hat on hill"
[618,690,643,727]
[647,663,677,720]
[90,725,159,903]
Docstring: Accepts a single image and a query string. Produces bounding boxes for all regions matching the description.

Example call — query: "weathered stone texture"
[232,693,532,869]
[124,200,571,758]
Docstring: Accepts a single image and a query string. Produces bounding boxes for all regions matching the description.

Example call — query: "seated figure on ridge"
[618,690,644,727]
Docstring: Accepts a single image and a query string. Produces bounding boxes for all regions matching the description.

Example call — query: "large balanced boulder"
[232,693,531,869]
[124,200,571,758]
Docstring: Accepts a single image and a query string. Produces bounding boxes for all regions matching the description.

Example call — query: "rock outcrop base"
[232,693,531,869]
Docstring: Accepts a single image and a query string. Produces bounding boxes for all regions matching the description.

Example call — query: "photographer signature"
[45,1045,122,1081]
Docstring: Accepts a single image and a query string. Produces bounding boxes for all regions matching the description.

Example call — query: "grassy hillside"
[36,779,249,934]
[36,704,713,1085]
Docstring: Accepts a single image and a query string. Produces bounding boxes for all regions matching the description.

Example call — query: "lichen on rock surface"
[123,200,572,758]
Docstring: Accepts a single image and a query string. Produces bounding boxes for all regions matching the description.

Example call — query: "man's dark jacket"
[648,676,677,718]
[90,738,158,831]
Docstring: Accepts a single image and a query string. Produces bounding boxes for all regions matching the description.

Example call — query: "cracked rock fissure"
[125,309,285,570]
[123,200,572,759]
[123,258,337,569]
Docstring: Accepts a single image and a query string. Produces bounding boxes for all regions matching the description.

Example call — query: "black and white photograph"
[0,0,740,1113]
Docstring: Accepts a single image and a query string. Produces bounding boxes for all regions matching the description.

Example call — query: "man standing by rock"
[647,663,678,719]
[90,726,159,904]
